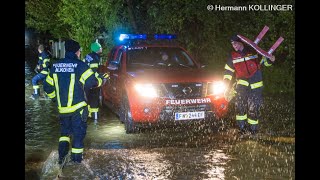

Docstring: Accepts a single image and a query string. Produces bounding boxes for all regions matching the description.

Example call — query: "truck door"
[108,49,124,109]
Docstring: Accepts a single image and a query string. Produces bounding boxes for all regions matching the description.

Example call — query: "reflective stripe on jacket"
[43,52,102,115]
[38,51,51,74]
[231,50,260,79]
[223,46,274,83]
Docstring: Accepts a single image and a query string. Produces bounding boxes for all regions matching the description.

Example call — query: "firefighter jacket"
[84,52,100,73]
[38,51,51,75]
[84,52,109,80]
[223,46,274,89]
[43,52,103,116]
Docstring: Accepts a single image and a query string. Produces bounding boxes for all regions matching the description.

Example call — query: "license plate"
[175,111,205,120]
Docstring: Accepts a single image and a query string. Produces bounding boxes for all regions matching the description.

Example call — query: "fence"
[50,40,65,59]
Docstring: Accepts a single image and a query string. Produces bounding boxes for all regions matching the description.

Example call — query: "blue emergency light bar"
[154,34,177,40]
[119,34,147,41]
[119,34,177,41]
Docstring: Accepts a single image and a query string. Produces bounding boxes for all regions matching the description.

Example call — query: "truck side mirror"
[107,60,119,71]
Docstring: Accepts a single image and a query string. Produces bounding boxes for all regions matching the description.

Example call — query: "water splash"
[40,150,61,179]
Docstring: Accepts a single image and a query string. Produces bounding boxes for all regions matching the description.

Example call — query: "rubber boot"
[93,112,99,129]
[237,120,247,135]
[249,124,258,135]
[31,88,40,100]
[58,141,70,165]
[71,153,83,163]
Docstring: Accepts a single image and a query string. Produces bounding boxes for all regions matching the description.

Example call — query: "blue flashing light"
[154,34,177,40]
[119,34,147,41]
[119,34,129,41]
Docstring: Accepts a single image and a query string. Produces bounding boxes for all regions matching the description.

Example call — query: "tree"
[26,0,295,93]
[25,0,70,39]
[58,0,128,56]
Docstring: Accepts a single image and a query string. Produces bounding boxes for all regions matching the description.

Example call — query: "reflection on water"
[39,134,294,179]
[225,140,295,179]
[42,147,231,179]
[25,59,60,179]
[202,149,230,179]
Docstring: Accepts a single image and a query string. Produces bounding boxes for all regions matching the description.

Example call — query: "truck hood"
[126,68,223,83]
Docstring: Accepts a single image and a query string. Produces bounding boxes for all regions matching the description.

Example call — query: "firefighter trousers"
[58,106,88,163]
[31,73,47,95]
[87,87,100,120]
[234,85,263,133]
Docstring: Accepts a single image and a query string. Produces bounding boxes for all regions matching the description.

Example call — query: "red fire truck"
[99,34,229,133]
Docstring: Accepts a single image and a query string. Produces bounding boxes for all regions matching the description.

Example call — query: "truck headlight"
[207,81,226,95]
[134,84,158,98]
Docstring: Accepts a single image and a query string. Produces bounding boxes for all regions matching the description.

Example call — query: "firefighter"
[43,39,102,164]
[84,41,109,126]
[223,35,275,135]
[31,44,51,100]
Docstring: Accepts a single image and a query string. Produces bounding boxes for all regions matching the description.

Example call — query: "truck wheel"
[120,95,138,134]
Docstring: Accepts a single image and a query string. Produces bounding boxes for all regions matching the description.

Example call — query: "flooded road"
[25,50,295,179]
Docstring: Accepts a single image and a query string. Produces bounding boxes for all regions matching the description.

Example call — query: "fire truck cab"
[99,34,229,133]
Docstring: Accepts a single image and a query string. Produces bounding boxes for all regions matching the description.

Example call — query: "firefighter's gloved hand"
[102,72,110,79]
[222,81,230,98]
[269,55,276,62]
[98,72,110,80]
[101,72,110,86]
[223,89,230,101]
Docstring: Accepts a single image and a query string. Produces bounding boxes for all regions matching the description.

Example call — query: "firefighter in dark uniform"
[223,35,275,135]
[43,39,102,164]
[31,44,51,100]
[84,41,109,126]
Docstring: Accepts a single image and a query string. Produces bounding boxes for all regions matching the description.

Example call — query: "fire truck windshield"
[126,47,197,70]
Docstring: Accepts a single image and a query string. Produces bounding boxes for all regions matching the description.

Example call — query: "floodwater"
[25,48,295,179]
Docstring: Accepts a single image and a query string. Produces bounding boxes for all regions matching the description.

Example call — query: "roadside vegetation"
[26,0,294,95]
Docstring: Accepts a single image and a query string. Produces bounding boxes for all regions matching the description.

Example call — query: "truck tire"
[120,95,138,134]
